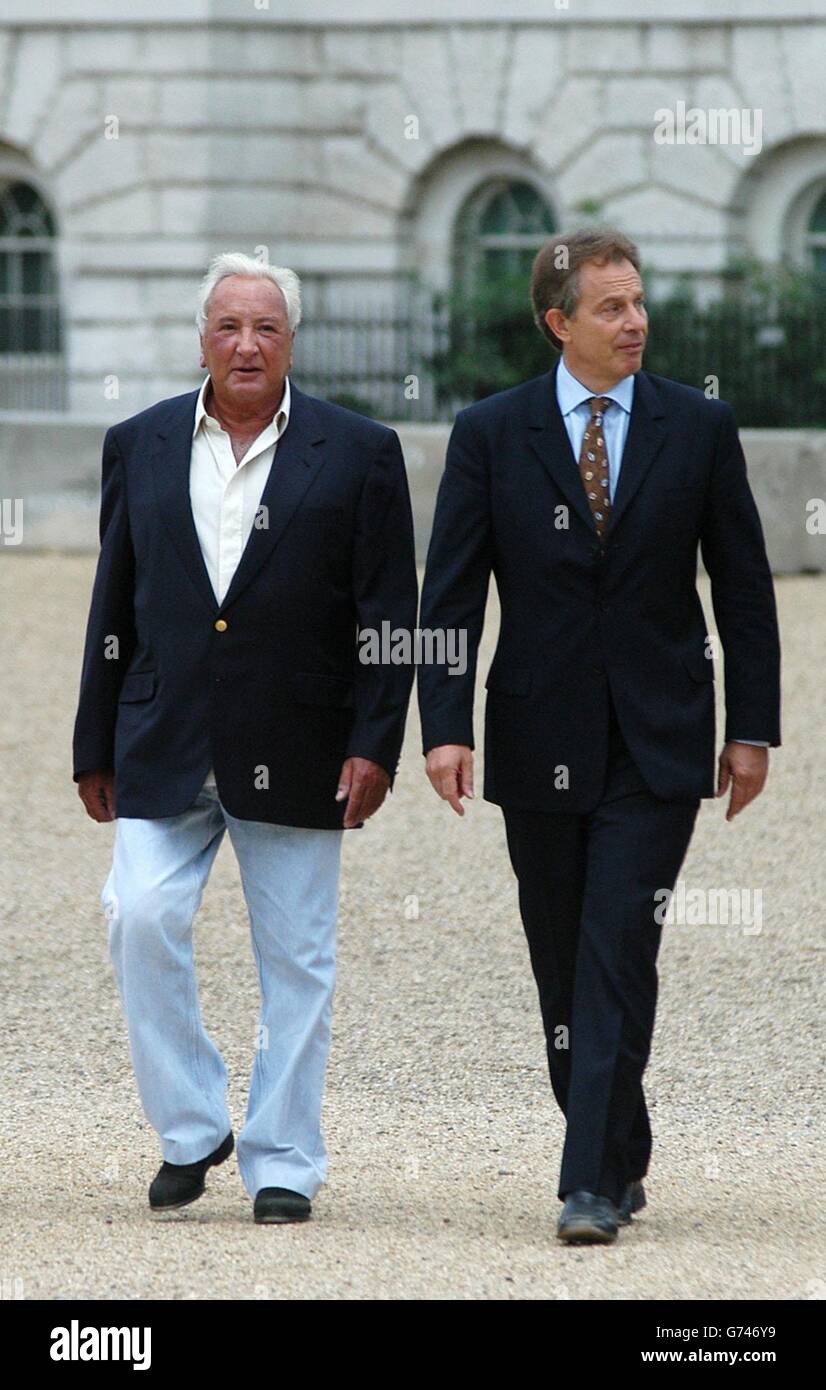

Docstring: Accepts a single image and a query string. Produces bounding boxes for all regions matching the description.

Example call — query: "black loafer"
[557,1190,620,1244]
[254,1187,312,1224]
[149,1131,234,1210]
[618,1179,647,1225]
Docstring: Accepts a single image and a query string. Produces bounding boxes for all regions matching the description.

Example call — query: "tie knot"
[589,396,612,419]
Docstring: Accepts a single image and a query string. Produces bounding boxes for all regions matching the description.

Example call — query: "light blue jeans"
[101,785,343,1200]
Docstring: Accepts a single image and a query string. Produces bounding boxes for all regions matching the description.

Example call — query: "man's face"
[200,275,293,409]
[546,257,648,384]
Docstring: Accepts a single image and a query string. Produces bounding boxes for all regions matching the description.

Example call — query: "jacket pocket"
[119,671,156,702]
[290,671,354,707]
[484,665,532,697]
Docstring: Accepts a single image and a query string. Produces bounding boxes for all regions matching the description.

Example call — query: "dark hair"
[530,227,642,351]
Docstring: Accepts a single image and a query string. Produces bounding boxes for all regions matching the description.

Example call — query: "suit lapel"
[526,363,597,534]
[526,362,667,537]
[606,369,666,534]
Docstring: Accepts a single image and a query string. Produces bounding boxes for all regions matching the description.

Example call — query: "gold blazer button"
[214,619,228,632]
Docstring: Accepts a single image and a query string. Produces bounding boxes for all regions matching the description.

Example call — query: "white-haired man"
[72,254,418,1223]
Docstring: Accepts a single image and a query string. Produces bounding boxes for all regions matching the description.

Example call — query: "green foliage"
[325,391,376,419]
[425,264,826,426]
[643,264,826,426]
[425,272,551,409]
[571,198,603,220]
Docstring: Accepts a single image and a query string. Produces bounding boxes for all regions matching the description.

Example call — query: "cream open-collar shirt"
[189,373,291,787]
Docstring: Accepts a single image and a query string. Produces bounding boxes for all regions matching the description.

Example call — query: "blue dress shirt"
[555,354,634,504]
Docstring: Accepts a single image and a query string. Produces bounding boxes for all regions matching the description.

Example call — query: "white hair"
[195,252,302,334]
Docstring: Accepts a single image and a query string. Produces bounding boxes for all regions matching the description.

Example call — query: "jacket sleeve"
[71,427,137,779]
[700,404,781,747]
[417,408,493,754]
[345,427,419,784]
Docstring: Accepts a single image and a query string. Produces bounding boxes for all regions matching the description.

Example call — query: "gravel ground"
[1,554,824,1302]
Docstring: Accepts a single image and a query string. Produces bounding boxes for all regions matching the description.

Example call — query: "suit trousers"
[101,784,343,1200]
[502,695,699,1206]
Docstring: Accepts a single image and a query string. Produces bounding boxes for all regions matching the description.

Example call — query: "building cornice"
[2,0,824,27]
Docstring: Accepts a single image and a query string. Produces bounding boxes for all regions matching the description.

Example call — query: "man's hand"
[77,770,116,822]
[336,756,391,828]
[716,742,768,821]
[425,744,474,816]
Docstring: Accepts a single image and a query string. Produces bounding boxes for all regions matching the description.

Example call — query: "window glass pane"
[0,181,57,236]
[480,188,512,235]
[11,182,39,215]
[483,247,505,278]
[513,247,536,279]
[809,192,826,234]
[21,304,44,351]
[480,181,555,237]
[483,246,537,282]
[457,178,555,301]
[21,251,49,296]
[0,182,59,355]
[513,181,555,232]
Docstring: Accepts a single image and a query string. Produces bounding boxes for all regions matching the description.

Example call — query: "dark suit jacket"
[417,362,781,811]
[72,382,418,829]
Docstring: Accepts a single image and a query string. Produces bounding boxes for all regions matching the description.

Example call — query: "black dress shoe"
[254,1187,312,1224]
[557,1190,620,1244]
[149,1131,234,1210]
[618,1179,647,1225]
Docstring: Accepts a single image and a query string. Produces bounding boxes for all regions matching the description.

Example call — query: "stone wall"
[2,414,823,573]
[1,2,825,416]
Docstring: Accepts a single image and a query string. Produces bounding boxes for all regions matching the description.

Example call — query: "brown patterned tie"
[578,396,612,537]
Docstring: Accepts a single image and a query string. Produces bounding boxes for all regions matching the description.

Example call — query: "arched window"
[0,181,60,351]
[806,189,826,275]
[0,179,63,408]
[453,179,556,293]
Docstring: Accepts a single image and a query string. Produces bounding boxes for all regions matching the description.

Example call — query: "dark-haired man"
[418,228,780,1243]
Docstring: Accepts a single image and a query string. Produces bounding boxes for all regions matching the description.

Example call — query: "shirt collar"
[192,374,291,439]
[556,354,634,418]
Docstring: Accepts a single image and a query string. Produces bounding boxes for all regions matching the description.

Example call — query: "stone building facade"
[1,0,825,418]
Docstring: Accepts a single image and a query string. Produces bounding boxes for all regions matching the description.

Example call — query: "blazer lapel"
[150,390,218,616]
[149,384,328,617]
[218,384,328,613]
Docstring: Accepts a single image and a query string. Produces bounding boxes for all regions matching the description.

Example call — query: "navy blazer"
[72,382,418,829]
[418,362,781,811]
